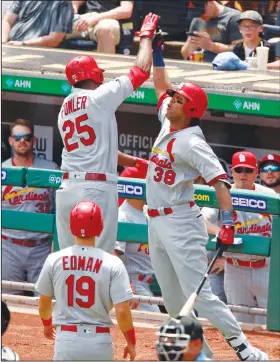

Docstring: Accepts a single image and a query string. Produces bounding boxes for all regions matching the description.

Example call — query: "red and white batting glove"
[216,210,235,251]
[135,13,160,39]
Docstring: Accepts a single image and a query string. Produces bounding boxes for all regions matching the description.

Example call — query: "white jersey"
[146,96,226,208]
[115,201,154,275]
[58,76,133,173]
[2,157,59,240]
[201,183,275,261]
[35,245,133,326]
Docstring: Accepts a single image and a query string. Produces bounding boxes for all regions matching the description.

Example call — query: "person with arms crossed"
[181,0,242,62]
[2,119,59,295]
[156,316,211,361]
[115,166,160,313]
[147,35,268,360]
[259,154,280,194]
[36,201,136,361]
[56,13,160,253]
[202,151,275,324]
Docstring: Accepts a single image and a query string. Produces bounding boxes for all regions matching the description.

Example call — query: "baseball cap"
[212,52,248,71]
[238,10,263,25]
[259,154,280,168]
[232,151,258,169]
[120,166,147,180]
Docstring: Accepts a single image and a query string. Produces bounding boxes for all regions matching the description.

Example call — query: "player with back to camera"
[35,201,136,361]
[56,13,160,253]
[145,30,269,360]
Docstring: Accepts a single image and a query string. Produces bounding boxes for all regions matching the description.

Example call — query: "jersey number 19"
[66,274,95,308]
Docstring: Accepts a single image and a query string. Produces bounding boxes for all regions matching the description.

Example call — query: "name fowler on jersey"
[62,255,103,274]
[2,186,50,206]
[61,96,88,117]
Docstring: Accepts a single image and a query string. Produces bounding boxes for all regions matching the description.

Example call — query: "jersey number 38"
[66,274,95,308]
[63,113,96,152]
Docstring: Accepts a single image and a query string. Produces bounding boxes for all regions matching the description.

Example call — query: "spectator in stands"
[67,1,134,54]
[181,0,242,62]
[2,119,59,296]
[260,154,280,194]
[2,1,73,47]
[233,11,276,62]
[201,151,275,324]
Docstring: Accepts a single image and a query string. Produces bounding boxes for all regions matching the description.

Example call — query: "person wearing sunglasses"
[202,151,275,325]
[259,154,280,194]
[2,118,59,296]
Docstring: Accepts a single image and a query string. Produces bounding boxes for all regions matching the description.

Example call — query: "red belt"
[2,235,50,247]
[226,258,266,269]
[148,201,195,217]
[63,172,107,181]
[138,274,153,284]
[61,325,110,333]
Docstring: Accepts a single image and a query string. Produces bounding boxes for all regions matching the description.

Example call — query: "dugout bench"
[2,166,280,331]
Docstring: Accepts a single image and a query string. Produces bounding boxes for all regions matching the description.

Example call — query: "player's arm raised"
[152,30,172,100]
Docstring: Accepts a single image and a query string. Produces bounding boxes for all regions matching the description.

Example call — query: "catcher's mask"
[156,317,191,361]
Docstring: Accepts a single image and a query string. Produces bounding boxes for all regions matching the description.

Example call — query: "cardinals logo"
[137,243,150,255]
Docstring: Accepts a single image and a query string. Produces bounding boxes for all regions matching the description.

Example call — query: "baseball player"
[56,13,160,254]
[115,166,160,313]
[156,316,211,361]
[259,154,280,194]
[35,201,136,361]
[2,118,59,295]
[2,301,20,360]
[145,34,268,360]
[202,151,275,324]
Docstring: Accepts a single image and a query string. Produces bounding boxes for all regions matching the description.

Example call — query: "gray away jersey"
[2,157,59,240]
[146,96,226,208]
[35,245,133,326]
[115,200,154,275]
[58,76,133,174]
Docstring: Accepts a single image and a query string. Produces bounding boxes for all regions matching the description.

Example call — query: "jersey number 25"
[66,274,95,308]
[63,113,96,152]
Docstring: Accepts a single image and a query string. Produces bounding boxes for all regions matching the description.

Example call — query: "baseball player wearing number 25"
[56,13,160,253]
[35,201,136,361]
[147,34,268,360]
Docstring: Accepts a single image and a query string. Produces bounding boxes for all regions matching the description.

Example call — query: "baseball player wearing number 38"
[36,201,136,361]
[56,13,160,253]
[146,33,268,360]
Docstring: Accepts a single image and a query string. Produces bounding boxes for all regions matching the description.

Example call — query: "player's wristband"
[221,210,234,226]
[153,48,165,67]
[41,317,52,326]
[123,328,136,345]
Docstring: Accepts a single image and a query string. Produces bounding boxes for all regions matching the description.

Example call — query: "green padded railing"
[2,166,280,331]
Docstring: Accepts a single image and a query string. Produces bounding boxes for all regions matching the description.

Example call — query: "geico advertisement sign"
[231,196,267,211]
[117,183,144,197]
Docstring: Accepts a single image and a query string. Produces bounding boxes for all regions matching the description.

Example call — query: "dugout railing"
[2,166,280,331]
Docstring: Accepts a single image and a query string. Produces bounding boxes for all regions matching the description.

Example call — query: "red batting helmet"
[166,83,208,119]
[65,55,104,86]
[70,201,103,238]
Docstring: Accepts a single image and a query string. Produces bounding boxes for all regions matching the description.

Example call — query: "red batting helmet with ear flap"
[166,83,208,119]
[65,55,105,86]
[70,201,104,238]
